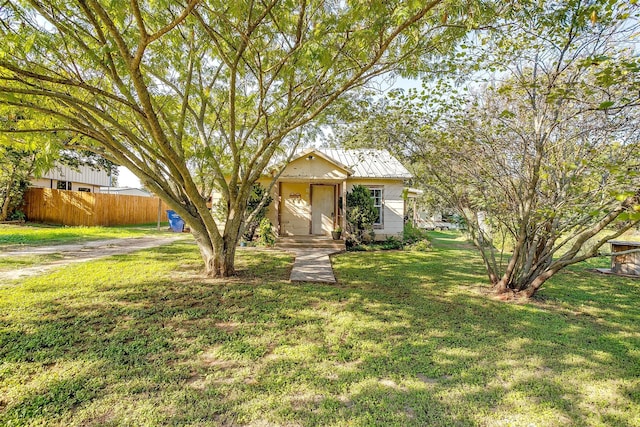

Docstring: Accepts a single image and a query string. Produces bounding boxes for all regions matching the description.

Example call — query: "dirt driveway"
[0,235,186,281]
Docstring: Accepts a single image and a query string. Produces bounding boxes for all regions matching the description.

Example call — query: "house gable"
[279,151,350,181]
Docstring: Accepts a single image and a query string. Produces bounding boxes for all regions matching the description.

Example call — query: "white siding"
[347,179,406,240]
[41,164,112,187]
[30,178,53,189]
[30,177,103,193]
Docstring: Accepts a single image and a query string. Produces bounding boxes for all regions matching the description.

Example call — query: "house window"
[369,187,383,228]
[56,181,71,191]
[78,187,91,192]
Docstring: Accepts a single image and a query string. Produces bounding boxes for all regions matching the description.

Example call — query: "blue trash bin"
[166,210,185,232]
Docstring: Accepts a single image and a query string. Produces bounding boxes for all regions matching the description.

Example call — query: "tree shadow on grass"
[1,242,639,425]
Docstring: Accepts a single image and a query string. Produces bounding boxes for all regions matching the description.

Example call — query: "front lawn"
[0,232,638,426]
[0,254,66,272]
[0,223,170,248]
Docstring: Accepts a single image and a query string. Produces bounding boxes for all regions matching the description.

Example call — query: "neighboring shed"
[609,240,640,276]
[31,163,111,193]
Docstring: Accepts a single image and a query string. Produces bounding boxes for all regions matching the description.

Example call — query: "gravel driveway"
[0,235,185,281]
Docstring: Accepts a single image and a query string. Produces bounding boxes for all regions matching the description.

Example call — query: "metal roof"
[319,148,412,179]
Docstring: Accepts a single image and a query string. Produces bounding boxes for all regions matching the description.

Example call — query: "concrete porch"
[275,235,346,253]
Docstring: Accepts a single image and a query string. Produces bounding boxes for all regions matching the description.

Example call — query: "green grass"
[0,232,638,426]
[488,226,640,255]
[0,254,66,272]
[0,223,170,247]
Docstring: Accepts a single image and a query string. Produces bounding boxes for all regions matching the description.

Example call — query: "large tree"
[340,0,640,298]
[0,0,492,276]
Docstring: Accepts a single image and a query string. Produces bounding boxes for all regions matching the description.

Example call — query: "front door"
[280,182,310,236]
[311,185,334,235]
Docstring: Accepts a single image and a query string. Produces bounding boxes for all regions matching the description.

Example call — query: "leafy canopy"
[0,0,498,276]
[337,0,640,297]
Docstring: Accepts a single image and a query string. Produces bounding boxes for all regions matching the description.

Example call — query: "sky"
[118,166,141,188]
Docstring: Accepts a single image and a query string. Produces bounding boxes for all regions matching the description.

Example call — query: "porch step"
[276,236,345,252]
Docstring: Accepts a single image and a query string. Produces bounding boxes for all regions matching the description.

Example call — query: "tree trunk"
[493,266,560,299]
[196,234,238,278]
[212,237,237,277]
[0,177,14,221]
[521,268,558,298]
[494,279,510,294]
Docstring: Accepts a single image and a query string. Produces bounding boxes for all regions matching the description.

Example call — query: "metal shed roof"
[319,148,412,179]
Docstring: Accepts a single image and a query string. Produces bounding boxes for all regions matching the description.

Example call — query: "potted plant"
[331,226,343,240]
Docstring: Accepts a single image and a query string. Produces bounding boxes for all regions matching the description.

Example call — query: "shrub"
[346,185,377,244]
[403,222,429,245]
[0,177,29,221]
[256,218,276,247]
[243,184,273,241]
[8,210,26,221]
[408,239,432,252]
[382,236,403,250]
[346,239,366,251]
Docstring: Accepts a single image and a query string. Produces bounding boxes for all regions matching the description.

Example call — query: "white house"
[244,148,414,240]
[31,163,112,193]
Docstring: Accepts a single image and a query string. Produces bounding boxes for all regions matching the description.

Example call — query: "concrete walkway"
[0,236,184,281]
[289,249,338,283]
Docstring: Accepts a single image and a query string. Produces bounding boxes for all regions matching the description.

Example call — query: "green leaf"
[23,35,36,54]
[598,101,614,109]
[616,192,636,201]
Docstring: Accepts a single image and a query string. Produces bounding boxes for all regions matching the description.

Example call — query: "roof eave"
[351,175,413,180]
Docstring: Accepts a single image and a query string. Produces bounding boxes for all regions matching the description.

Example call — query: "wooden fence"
[23,188,169,226]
